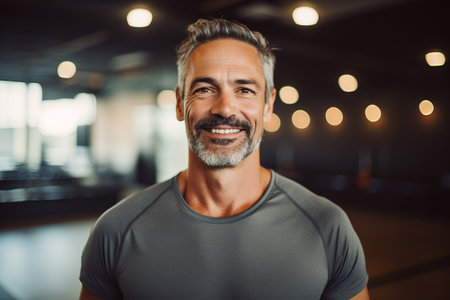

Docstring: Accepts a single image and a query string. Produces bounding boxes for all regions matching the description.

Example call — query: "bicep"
[79,285,105,300]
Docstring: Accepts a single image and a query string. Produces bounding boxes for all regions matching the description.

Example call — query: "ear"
[263,88,276,123]
[175,87,184,121]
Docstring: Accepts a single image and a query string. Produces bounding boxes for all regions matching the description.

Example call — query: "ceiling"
[0,0,448,102]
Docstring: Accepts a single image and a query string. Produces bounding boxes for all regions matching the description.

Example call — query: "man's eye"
[194,87,212,94]
[239,88,255,94]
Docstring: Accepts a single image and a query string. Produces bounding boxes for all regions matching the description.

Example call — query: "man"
[80,18,369,300]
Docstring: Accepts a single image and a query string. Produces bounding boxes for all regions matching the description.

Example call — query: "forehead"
[186,39,264,80]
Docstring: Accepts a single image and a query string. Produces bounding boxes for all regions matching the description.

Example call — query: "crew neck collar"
[173,170,275,224]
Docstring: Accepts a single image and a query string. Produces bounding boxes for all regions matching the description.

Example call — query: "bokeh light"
[292,6,319,26]
[365,104,381,122]
[157,90,176,108]
[279,86,299,104]
[264,113,281,132]
[419,99,434,116]
[57,61,76,79]
[425,51,446,66]
[292,109,310,129]
[325,107,343,126]
[127,8,153,28]
[338,74,358,92]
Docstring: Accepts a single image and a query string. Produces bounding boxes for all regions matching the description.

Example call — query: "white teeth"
[210,128,240,134]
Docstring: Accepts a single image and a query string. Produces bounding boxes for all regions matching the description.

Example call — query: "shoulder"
[272,172,348,229]
[91,177,176,236]
[272,172,368,298]
[80,176,179,298]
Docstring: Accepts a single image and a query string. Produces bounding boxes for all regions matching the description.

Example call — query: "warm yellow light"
[57,61,76,79]
[279,86,299,104]
[292,6,319,26]
[338,74,358,92]
[264,113,281,132]
[157,90,176,108]
[325,107,343,126]
[365,104,381,122]
[425,51,446,66]
[419,99,434,116]
[292,109,310,129]
[127,8,153,28]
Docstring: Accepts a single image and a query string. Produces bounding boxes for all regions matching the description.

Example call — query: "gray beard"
[188,129,262,167]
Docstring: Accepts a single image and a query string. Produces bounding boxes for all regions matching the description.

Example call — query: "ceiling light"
[292,6,319,26]
[425,51,446,66]
[279,86,299,104]
[57,61,76,79]
[419,99,434,116]
[264,113,281,132]
[365,104,381,122]
[292,109,310,129]
[325,107,343,126]
[338,74,358,92]
[127,8,153,28]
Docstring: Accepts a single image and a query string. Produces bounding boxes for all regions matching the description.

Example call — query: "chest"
[116,217,329,300]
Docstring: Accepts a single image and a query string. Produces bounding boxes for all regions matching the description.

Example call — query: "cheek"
[184,102,206,127]
[184,109,195,130]
[243,104,265,125]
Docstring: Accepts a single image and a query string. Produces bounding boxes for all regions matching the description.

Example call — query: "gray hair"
[176,18,276,103]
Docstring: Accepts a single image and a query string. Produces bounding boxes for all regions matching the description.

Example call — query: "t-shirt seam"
[112,180,174,276]
[274,178,331,281]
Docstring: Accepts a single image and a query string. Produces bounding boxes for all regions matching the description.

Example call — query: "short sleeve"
[80,214,123,300]
[320,207,368,300]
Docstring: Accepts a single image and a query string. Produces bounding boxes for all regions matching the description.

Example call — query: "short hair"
[176,18,276,102]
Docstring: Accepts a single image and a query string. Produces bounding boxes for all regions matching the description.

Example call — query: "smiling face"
[176,38,275,168]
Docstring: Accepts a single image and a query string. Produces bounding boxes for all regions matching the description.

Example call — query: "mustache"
[194,116,252,135]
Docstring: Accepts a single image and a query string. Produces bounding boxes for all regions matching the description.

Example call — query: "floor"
[0,207,449,300]
[0,217,95,300]
[345,206,450,300]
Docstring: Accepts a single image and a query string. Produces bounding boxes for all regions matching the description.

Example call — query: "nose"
[210,90,237,118]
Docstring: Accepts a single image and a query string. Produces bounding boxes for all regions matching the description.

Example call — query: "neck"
[177,148,271,218]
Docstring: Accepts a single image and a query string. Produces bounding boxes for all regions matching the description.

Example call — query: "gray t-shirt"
[80,171,368,300]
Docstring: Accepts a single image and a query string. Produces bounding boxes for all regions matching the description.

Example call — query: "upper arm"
[79,285,105,300]
[80,214,123,299]
[350,286,370,300]
[321,205,369,298]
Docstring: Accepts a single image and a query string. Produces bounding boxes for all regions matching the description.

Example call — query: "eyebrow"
[188,77,217,91]
[235,79,259,87]
[189,77,260,91]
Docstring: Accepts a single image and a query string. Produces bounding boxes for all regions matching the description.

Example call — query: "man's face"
[176,38,275,167]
